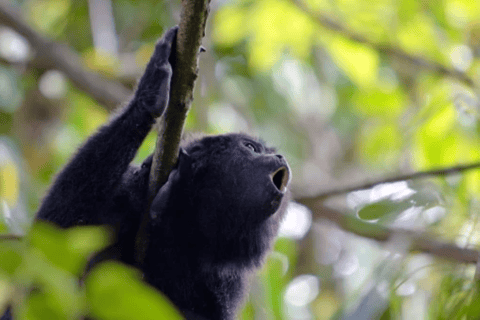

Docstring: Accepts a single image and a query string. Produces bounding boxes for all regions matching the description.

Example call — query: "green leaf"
[19,248,83,320]
[213,6,248,47]
[397,14,440,59]
[20,291,66,320]
[214,0,316,71]
[0,243,23,275]
[66,226,111,262]
[261,253,288,320]
[467,281,480,318]
[29,223,110,276]
[326,37,379,88]
[86,262,182,320]
[357,199,399,221]
[0,160,20,206]
[353,87,406,119]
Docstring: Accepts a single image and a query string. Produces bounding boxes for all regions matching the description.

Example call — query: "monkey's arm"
[36,27,178,227]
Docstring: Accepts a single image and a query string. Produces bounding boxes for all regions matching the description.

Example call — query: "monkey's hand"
[135,26,178,118]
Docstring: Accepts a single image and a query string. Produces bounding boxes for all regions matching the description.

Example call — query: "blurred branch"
[298,200,480,264]
[0,2,130,110]
[297,161,480,203]
[291,0,475,88]
[0,234,22,240]
[134,0,211,266]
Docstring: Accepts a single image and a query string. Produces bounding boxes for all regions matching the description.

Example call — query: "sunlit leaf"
[423,105,456,138]
[464,169,480,195]
[326,36,379,88]
[0,161,19,206]
[353,87,406,119]
[83,48,121,76]
[398,0,420,23]
[214,0,316,71]
[397,14,440,59]
[444,0,480,28]
[213,6,247,47]
[412,104,478,168]
[25,0,71,36]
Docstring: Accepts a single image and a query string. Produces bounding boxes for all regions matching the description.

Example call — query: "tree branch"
[134,0,211,265]
[0,2,130,110]
[296,161,480,264]
[297,161,480,203]
[291,0,475,88]
[298,200,480,264]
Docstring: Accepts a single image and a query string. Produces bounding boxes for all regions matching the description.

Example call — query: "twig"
[298,200,480,264]
[291,0,475,88]
[0,2,130,109]
[297,161,480,203]
[0,234,22,240]
[134,0,211,266]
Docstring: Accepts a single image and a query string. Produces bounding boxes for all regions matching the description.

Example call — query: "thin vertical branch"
[134,0,211,265]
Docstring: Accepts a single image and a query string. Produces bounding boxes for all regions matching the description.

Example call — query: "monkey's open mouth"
[270,166,289,193]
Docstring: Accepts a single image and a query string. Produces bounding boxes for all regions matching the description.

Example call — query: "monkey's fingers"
[161,25,179,47]
[153,26,179,66]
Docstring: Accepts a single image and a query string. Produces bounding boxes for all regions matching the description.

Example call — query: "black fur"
[145,134,289,319]
[5,26,290,320]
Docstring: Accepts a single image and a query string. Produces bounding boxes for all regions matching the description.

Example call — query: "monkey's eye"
[244,142,259,153]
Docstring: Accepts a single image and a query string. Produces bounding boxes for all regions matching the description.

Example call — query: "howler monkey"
[5,26,291,320]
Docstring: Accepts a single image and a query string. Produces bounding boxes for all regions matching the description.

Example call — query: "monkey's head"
[150,133,291,267]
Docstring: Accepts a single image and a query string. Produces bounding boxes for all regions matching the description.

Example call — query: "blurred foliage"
[2,0,480,319]
[0,222,181,320]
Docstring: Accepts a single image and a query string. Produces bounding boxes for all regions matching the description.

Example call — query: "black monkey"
[4,26,291,320]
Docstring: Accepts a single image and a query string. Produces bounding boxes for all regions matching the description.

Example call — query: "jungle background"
[1,0,480,319]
